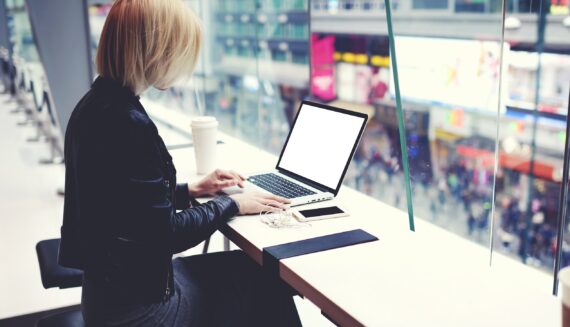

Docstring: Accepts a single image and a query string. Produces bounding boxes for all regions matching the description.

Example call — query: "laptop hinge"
[277,169,331,193]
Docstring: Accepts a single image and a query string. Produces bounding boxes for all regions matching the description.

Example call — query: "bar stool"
[35,238,84,327]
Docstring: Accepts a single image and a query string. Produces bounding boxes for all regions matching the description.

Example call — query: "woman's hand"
[188,169,246,197]
[230,192,291,215]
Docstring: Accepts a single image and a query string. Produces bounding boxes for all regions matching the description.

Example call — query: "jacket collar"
[92,76,140,101]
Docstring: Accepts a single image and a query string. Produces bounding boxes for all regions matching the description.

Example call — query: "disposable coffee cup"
[559,267,570,327]
[191,116,218,175]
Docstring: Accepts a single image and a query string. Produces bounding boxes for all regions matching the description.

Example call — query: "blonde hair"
[96,0,202,95]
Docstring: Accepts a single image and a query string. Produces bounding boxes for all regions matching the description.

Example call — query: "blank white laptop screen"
[278,104,366,190]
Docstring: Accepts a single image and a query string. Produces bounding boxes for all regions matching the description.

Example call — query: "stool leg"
[202,237,210,254]
[223,237,230,251]
[27,121,47,142]
[39,137,64,165]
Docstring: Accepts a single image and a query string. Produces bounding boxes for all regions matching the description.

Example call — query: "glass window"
[454,0,497,13]
[87,0,570,294]
[513,0,545,13]
[88,3,113,76]
[381,0,569,292]
[194,0,310,153]
[498,1,569,281]
[454,0,562,13]
[88,0,310,151]
[5,0,46,102]
[6,0,39,62]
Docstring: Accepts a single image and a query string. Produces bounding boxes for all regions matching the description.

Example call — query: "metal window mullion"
[383,0,415,231]
[553,88,570,295]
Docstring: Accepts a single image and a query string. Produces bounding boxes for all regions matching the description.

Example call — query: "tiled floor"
[0,92,332,326]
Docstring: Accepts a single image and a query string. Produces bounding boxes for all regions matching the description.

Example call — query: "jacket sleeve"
[169,196,239,253]
[118,109,239,254]
[175,183,191,210]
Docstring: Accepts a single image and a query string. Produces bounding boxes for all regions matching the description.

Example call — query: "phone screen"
[299,206,344,218]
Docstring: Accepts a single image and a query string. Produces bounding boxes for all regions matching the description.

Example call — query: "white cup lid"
[191,116,218,129]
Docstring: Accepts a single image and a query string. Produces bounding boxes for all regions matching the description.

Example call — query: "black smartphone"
[293,206,348,222]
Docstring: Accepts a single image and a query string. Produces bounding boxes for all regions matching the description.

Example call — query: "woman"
[59,0,301,326]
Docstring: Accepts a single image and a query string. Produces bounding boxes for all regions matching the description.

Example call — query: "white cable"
[259,209,311,229]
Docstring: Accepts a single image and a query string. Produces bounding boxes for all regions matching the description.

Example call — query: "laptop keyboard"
[247,173,316,199]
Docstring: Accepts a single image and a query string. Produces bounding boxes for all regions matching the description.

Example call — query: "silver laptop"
[225,100,368,206]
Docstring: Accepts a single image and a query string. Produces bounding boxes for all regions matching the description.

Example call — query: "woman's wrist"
[187,183,202,198]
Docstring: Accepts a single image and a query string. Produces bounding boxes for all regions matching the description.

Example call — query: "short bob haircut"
[96,0,202,95]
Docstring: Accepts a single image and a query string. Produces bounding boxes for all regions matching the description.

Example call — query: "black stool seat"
[36,309,84,327]
[36,239,83,289]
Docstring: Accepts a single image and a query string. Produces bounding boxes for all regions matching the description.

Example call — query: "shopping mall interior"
[1,0,569,326]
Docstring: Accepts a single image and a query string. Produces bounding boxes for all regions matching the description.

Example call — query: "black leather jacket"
[59,76,239,304]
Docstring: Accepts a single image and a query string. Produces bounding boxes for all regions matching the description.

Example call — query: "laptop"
[225,100,368,206]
